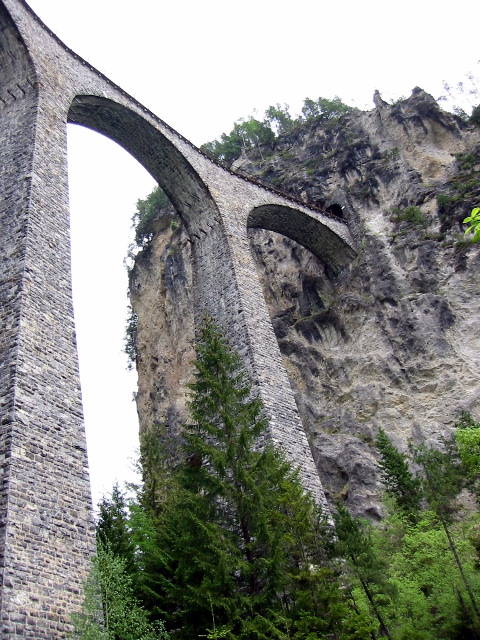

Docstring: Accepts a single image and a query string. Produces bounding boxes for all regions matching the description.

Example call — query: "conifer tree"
[141,315,371,639]
[333,502,394,640]
[70,542,169,640]
[374,429,422,520]
[96,484,135,575]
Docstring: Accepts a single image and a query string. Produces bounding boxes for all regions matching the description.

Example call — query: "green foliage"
[411,438,464,523]
[304,158,320,175]
[201,132,242,166]
[264,103,294,135]
[456,153,478,173]
[201,96,352,165]
[403,432,480,630]
[390,206,429,227]
[464,206,480,242]
[436,165,479,228]
[375,429,422,519]
[201,117,275,165]
[124,306,138,370]
[437,192,458,209]
[300,96,353,123]
[96,485,135,575]
[333,502,394,639]
[138,422,180,515]
[103,302,480,640]
[153,316,345,637]
[449,176,479,198]
[132,186,170,247]
[70,542,169,640]
[354,422,480,638]
[455,412,480,480]
[368,509,480,639]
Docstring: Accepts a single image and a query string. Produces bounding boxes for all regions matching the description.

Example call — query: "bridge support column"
[0,45,94,636]
[189,213,328,510]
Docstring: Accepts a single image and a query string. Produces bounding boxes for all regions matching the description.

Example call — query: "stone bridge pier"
[0,0,356,636]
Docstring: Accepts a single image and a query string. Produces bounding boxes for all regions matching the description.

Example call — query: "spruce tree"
[333,502,394,640]
[70,542,169,640]
[96,484,135,575]
[374,429,422,520]
[142,315,370,639]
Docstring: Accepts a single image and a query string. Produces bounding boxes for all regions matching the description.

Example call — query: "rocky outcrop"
[129,89,480,517]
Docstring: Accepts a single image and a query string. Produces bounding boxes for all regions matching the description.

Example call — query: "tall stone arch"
[0,0,356,635]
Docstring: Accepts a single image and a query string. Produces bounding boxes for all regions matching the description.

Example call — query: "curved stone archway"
[247,203,355,275]
[68,95,222,232]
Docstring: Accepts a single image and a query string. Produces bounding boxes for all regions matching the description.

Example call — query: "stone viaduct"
[0,0,356,636]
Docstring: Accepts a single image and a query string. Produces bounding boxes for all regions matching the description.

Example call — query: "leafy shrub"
[464,206,480,242]
[437,193,457,208]
[301,96,353,122]
[70,542,169,640]
[391,206,428,227]
[456,152,477,172]
[132,187,170,247]
[124,307,138,370]
[201,117,275,165]
[264,103,294,134]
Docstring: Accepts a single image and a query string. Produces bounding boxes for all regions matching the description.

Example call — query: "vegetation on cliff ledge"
[200,96,354,166]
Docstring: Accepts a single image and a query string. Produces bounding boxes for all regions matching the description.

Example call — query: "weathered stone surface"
[131,89,480,520]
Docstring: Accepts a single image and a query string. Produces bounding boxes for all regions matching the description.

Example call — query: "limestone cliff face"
[129,89,480,517]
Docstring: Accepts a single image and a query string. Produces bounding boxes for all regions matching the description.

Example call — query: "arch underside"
[68,95,220,229]
[248,204,356,275]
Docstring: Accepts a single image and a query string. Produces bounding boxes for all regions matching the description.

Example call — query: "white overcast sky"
[24,0,479,507]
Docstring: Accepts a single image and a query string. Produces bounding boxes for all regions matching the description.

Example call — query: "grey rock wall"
[131,89,480,517]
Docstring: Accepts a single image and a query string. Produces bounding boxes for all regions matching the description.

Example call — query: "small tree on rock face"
[374,429,422,520]
[264,103,294,135]
[132,186,171,248]
[301,96,353,123]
